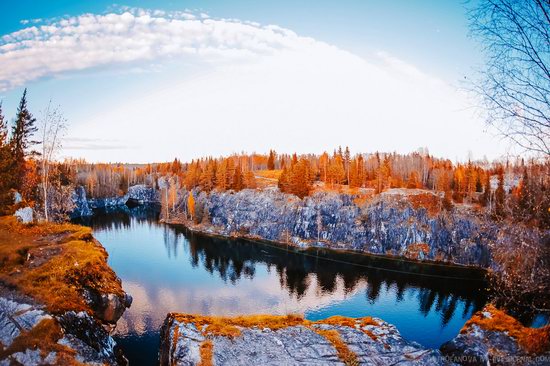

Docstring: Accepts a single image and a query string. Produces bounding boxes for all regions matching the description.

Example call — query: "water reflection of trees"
[74,205,160,232]
[176,227,488,326]
[80,208,489,327]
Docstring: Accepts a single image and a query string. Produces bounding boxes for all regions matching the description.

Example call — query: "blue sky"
[0,0,503,163]
[1,1,480,82]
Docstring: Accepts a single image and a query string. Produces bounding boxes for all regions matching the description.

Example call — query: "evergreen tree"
[0,103,15,213]
[289,159,312,198]
[244,170,257,189]
[344,146,351,184]
[517,168,532,220]
[480,174,491,207]
[232,165,244,191]
[278,166,291,193]
[267,150,275,170]
[494,168,506,218]
[10,89,38,193]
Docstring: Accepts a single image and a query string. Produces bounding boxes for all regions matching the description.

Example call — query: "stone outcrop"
[71,186,93,218]
[82,289,133,324]
[159,314,450,366]
[0,296,126,365]
[440,305,550,366]
[72,184,159,215]
[160,308,549,366]
[0,218,131,365]
[14,207,33,224]
[168,188,501,267]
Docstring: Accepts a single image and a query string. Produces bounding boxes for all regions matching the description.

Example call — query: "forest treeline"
[39,148,550,230]
[1,91,548,229]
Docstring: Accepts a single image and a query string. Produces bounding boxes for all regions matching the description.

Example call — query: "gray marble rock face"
[71,184,160,216]
[182,188,496,267]
[159,315,455,366]
[440,311,550,366]
[0,296,127,365]
[14,207,33,224]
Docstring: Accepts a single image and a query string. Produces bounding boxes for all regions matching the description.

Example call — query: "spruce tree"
[267,150,275,170]
[0,103,15,213]
[232,165,243,191]
[10,89,38,192]
[481,174,491,207]
[494,168,506,218]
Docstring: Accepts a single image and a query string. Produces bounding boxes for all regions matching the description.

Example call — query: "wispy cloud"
[0,9,313,91]
[0,8,499,161]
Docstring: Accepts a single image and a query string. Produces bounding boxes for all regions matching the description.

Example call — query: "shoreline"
[162,216,487,281]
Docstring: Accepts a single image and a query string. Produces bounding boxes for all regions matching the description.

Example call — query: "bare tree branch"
[469,0,550,156]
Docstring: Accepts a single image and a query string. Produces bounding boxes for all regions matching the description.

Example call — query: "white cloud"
[0,9,314,91]
[1,9,501,161]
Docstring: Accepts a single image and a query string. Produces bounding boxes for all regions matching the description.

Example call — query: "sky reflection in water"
[77,206,488,365]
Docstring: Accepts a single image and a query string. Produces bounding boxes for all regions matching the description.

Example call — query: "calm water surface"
[76,206,488,366]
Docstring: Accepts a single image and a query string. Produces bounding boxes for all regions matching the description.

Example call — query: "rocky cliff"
[0,217,132,365]
[159,308,549,366]
[165,187,505,267]
[441,305,550,366]
[71,184,159,218]
[159,314,448,366]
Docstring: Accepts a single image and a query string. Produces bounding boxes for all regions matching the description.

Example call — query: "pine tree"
[0,103,15,213]
[290,159,312,198]
[10,89,38,193]
[267,150,276,170]
[517,168,531,220]
[278,166,291,193]
[494,168,506,218]
[232,165,244,191]
[480,173,491,207]
[344,146,351,185]
[244,170,257,189]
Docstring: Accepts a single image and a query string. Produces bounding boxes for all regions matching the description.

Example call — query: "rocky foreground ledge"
[160,307,550,366]
[159,314,447,365]
[0,217,131,365]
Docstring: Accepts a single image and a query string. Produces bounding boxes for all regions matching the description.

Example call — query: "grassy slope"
[0,216,124,363]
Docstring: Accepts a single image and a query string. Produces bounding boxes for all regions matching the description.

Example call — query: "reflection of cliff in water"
[168,226,488,327]
[74,205,161,231]
[77,206,489,327]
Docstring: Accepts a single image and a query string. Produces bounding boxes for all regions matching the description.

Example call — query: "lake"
[76,205,488,365]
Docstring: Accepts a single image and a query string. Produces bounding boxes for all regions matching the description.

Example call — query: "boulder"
[440,305,550,365]
[0,297,126,365]
[159,314,451,366]
[14,207,33,224]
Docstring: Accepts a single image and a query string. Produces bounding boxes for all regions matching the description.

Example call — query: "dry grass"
[198,340,213,366]
[169,313,385,365]
[0,216,124,315]
[314,329,359,366]
[315,315,379,329]
[172,314,305,338]
[0,318,83,365]
[462,304,550,354]
[255,170,283,180]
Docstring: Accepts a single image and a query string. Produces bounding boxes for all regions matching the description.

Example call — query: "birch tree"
[469,0,550,156]
[40,102,67,222]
